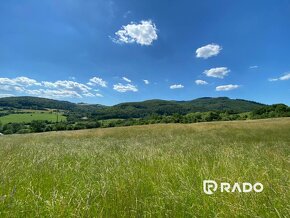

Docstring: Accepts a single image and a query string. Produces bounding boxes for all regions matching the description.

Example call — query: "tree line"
[0,104,289,135]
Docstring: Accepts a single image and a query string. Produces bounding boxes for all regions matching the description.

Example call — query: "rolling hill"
[0,96,266,120]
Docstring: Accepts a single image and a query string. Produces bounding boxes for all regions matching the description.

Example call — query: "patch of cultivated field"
[0,118,289,217]
[0,112,66,124]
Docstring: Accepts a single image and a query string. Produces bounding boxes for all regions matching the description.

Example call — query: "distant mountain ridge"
[0,96,266,119]
[0,96,106,111]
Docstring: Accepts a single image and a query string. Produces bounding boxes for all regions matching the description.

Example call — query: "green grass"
[0,112,66,124]
[0,118,289,217]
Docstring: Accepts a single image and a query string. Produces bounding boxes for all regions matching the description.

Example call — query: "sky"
[0,0,289,106]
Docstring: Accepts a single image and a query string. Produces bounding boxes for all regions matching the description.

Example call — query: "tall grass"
[0,118,289,217]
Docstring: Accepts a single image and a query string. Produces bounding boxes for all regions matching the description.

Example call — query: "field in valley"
[0,112,66,124]
[0,118,289,217]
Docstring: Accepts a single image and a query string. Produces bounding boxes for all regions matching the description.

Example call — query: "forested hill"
[0,96,266,119]
[115,97,265,113]
[0,96,76,110]
[0,96,106,111]
[99,97,265,119]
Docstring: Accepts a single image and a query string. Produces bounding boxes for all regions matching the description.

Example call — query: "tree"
[30,120,47,132]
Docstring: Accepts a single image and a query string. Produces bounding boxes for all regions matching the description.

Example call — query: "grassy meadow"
[0,112,66,124]
[0,118,289,217]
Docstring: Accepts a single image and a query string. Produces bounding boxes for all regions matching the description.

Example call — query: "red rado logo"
[203,180,264,195]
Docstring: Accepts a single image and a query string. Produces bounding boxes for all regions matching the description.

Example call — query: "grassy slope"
[0,112,66,124]
[0,118,289,217]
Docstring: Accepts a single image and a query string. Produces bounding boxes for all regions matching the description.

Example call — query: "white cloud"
[95,93,104,97]
[0,85,25,92]
[143,79,149,84]
[204,67,230,78]
[42,80,91,94]
[196,44,222,59]
[113,20,158,46]
[0,76,106,99]
[170,84,184,89]
[195,80,208,85]
[88,77,108,87]
[216,84,240,91]
[26,89,83,98]
[122,77,132,83]
[83,92,103,97]
[249,65,259,69]
[0,76,40,87]
[0,94,15,98]
[269,73,290,82]
[83,93,95,97]
[113,83,138,92]
[14,77,41,86]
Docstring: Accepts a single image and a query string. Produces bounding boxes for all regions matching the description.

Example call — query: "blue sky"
[0,0,289,105]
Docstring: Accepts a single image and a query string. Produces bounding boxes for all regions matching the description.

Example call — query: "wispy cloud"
[95,93,104,97]
[88,77,108,87]
[112,20,158,46]
[170,84,184,89]
[196,43,222,59]
[143,79,149,85]
[0,94,15,98]
[122,77,132,83]
[42,80,92,95]
[249,65,259,69]
[26,89,83,98]
[195,80,208,85]
[204,67,230,79]
[269,73,290,82]
[113,83,138,92]
[83,92,103,98]
[216,84,240,91]
[123,10,132,18]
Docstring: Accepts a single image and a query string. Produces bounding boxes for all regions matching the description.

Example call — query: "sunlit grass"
[0,118,289,217]
[0,112,66,124]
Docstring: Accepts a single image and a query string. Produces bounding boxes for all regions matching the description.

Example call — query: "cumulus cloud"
[0,77,35,93]
[42,80,92,95]
[216,84,240,91]
[122,77,132,83]
[0,85,25,92]
[269,73,290,82]
[88,77,108,87]
[26,89,83,98]
[170,84,184,89]
[204,67,230,78]
[0,76,40,87]
[196,44,222,59]
[143,79,149,84]
[0,76,105,99]
[195,80,208,85]
[113,83,138,92]
[113,20,158,46]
